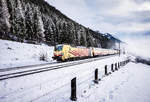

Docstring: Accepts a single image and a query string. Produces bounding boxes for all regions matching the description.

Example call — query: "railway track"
[0,55,116,81]
[0,62,58,72]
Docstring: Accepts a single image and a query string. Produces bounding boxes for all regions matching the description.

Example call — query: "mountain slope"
[0,0,119,48]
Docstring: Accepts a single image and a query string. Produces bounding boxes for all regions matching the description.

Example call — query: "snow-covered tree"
[34,6,45,43]
[0,0,11,35]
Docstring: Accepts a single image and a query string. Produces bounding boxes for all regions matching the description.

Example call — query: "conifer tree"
[0,0,11,38]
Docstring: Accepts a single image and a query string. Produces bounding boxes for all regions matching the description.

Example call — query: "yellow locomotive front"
[52,44,71,61]
[52,45,64,61]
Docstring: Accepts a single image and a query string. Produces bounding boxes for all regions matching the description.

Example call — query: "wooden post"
[115,63,118,70]
[94,69,99,84]
[105,65,108,75]
[118,62,120,69]
[111,64,114,72]
[71,77,77,101]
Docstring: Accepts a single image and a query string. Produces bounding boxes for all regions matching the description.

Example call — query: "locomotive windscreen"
[55,45,63,51]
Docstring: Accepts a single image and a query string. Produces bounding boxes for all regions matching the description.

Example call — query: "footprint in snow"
[109,94,114,100]
[121,81,124,85]
[109,91,114,100]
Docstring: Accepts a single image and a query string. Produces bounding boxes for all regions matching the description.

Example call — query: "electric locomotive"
[52,44,118,61]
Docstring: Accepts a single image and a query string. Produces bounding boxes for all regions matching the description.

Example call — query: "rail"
[0,55,116,81]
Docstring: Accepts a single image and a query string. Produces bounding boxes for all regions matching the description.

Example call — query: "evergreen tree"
[24,2,35,42]
[34,6,45,43]
[80,35,85,46]
[0,0,11,38]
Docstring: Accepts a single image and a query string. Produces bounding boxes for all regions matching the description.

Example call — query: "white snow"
[0,39,150,102]
[77,62,150,102]
[30,62,150,102]
[0,39,54,69]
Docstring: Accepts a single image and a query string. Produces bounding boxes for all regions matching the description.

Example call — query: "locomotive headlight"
[54,51,63,56]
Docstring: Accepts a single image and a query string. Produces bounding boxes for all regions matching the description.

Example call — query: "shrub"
[39,52,48,61]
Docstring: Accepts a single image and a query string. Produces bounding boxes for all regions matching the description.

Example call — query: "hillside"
[0,0,119,48]
[0,39,54,68]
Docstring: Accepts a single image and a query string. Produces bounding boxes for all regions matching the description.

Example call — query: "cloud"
[124,36,150,58]
[47,0,92,24]
[47,0,150,57]
[47,0,150,35]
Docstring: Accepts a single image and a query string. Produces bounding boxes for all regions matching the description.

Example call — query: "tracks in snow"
[0,55,116,81]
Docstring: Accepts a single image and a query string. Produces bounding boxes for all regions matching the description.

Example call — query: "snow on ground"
[31,62,150,102]
[1,39,150,102]
[0,54,127,102]
[0,39,54,69]
[77,62,150,102]
[1,55,150,102]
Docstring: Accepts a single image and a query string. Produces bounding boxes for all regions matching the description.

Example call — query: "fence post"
[111,64,114,72]
[118,62,120,69]
[105,65,108,75]
[94,69,99,84]
[115,63,118,70]
[71,77,77,101]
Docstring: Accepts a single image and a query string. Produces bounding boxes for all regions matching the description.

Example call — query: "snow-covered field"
[1,58,150,102]
[0,39,54,69]
[77,62,150,102]
[0,39,150,102]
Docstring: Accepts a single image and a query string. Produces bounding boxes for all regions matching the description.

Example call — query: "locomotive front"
[52,45,64,61]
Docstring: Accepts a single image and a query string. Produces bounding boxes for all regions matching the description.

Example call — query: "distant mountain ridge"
[0,0,120,48]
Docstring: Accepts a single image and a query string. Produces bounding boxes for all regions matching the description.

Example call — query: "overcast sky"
[47,0,150,38]
[46,0,150,57]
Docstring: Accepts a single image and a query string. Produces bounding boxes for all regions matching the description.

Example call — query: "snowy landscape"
[0,39,150,102]
[0,0,150,102]
[0,39,54,69]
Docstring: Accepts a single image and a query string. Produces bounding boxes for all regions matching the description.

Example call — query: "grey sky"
[46,0,150,57]
[47,0,150,38]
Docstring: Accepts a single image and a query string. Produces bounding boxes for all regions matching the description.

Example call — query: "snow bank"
[1,39,149,102]
[77,62,150,102]
[0,39,54,69]
[0,55,128,102]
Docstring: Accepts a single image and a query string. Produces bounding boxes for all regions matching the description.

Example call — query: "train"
[52,44,118,61]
